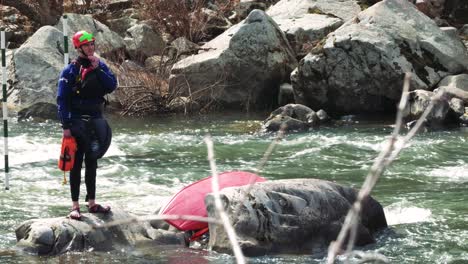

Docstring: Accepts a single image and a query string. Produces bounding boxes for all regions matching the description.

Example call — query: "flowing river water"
[0,113,467,263]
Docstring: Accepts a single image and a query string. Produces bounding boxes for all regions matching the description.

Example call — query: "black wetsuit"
[57,57,117,202]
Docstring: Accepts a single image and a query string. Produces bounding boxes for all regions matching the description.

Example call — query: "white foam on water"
[384,202,432,225]
[0,135,60,166]
[428,164,468,181]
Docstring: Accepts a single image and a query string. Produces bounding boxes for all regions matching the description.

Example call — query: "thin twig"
[327,72,435,263]
[232,123,287,216]
[92,214,222,230]
[205,135,246,264]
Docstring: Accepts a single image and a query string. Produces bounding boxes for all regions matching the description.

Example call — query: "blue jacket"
[57,59,117,129]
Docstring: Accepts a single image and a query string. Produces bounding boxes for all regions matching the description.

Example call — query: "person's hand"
[88,55,100,69]
[63,129,72,138]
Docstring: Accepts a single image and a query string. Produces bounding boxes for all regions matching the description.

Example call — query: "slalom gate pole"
[62,15,68,186]
[63,15,69,65]
[1,30,10,190]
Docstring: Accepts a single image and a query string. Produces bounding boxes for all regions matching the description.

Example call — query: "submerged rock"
[263,103,328,132]
[205,179,387,256]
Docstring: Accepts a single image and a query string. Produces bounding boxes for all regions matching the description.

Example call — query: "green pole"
[63,15,69,65]
[1,30,10,190]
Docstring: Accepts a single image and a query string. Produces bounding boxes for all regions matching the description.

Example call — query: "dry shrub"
[135,0,239,43]
[114,67,170,116]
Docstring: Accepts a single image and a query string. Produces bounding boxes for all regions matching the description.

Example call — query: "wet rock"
[263,104,327,132]
[403,89,451,127]
[15,208,186,256]
[205,179,387,256]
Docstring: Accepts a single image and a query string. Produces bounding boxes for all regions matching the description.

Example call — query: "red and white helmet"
[72,30,95,48]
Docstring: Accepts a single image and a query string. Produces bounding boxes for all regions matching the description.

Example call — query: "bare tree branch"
[205,135,246,264]
[327,72,447,263]
[92,214,222,230]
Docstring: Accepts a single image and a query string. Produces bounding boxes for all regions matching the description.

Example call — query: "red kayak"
[160,171,266,231]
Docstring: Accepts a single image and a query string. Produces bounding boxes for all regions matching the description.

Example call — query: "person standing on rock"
[56,30,117,220]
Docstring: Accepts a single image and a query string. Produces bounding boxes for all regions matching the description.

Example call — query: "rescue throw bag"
[58,137,77,172]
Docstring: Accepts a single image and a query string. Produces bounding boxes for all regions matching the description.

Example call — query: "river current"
[0,113,467,263]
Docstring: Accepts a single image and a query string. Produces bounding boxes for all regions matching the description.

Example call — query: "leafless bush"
[114,66,171,116]
[135,0,239,43]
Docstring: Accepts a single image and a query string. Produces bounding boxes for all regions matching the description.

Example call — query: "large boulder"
[124,23,166,62]
[168,9,297,111]
[271,14,343,58]
[205,179,387,256]
[266,0,362,22]
[15,208,186,255]
[9,26,65,116]
[292,0,468,114]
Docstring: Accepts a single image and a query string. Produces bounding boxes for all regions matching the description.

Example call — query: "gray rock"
[15,208,186,255]
[292,0,468,114]
[169,10,297,111]
[316,109,329,121]
[10,26,65,113]
[438,74,468,92]
[404,89,450,126]
[436,74,468,103]
[107,16,138,37]
[205,179,387,256]
[170,37,199,58]
[263,114,309,132]
[263,104,326,132]
[272,14,343,57]
[267,0,361,22]
[449,97,465,116]
[125,23,166,62]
